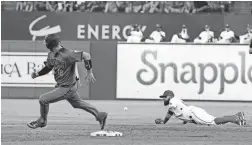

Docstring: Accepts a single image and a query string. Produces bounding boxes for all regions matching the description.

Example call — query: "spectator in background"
[104,1,118,13]
[127,24,143,43]
[194,25,214,43]
[145,24,166,43]
[193,1,209,13]
[163,1,184,13]
[91,1,105,12]
[55,1,64,12]
[171,24,190,43]
[132,1,143,13]
[25,1,33,12]
[140,1,163,13]
[125,2,132,13]
[116,1,127,13]
[217,24,235,43]
[45,1,55,11]
[16,1,33,12]
[16,1,23,11]
[182,1,196,13]
[63,1,73,12]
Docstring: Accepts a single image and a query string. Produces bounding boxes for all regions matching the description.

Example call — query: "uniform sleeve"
[231,31,235,37]
[45,53,54,69]
[220,32,224,38]
[161,31,166,37]
[211,31,214,38]
[150,32,154,38]
[168,100,177,109]
[69,50,83,63]
[199,32,204,38]
[168,110,174,115]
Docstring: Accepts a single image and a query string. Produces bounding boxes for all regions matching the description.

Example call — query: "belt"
[58,82,76,88]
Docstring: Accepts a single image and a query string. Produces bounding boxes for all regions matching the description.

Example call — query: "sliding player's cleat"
[237,112,246,126]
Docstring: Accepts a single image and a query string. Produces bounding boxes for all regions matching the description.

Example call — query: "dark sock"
[40,102,49,123]
[214,115,238,125]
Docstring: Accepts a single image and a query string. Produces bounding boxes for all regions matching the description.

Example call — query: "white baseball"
[124,107,128,111]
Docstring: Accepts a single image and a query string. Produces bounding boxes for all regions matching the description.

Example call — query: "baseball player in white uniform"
[194,25,214,43]
[155,90,246,126]
[239,24,252,44]
[145,24,166,43]
[217,24,235,44]
[127,24,143,43]
[171,24,190,43]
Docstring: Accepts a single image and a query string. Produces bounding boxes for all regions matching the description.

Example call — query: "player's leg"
[190,106,245,126]
[214,112,245,126]
[27,87,70,129]
[190,106,216,125]
[66,84,108,130]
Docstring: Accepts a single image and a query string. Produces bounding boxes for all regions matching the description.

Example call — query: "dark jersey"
[46,47,83,86]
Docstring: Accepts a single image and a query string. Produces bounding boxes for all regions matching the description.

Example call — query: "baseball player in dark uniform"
[27,34,108,130]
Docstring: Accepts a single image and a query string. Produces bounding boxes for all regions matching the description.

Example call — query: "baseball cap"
[182,24,187,28]
[159,90,174,98]
[156,24,162,28]
[225,24,230,28]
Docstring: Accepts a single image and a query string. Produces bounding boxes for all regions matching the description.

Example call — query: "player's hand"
[183,121,188,124]
[155,118,164,124]
[85,71,96,84]
[31,72,39,79]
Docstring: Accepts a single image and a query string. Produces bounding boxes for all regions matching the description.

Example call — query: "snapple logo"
[136,50,252,94]
[29,15,61,41]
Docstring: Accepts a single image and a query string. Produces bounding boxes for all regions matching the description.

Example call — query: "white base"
[90,131,123,137]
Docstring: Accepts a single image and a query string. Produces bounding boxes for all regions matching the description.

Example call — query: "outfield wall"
[2,12,252,42]
[116,43,252,101]
[1,41,252,101]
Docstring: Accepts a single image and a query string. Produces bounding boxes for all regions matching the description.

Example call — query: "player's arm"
[31,61,52,79]
[163,110,174,124]
[155,110,174,124]
[82,52,92,70]
[82,51,96,83]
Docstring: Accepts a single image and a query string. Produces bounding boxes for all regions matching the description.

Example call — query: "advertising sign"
[1,52,55,87]
[116,43,252,101]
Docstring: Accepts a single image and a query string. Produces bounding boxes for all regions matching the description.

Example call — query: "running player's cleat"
[98,112,108,130]
[27,120,46,129]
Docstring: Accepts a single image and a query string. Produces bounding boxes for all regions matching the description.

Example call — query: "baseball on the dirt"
[124,107,128,111]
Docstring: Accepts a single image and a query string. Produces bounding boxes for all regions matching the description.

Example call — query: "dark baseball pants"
[38,82,100,123]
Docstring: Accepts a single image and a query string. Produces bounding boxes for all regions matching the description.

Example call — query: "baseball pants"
[38,82,100,122]
[188,106,216,125]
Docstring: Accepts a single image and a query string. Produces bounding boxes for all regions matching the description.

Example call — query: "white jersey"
[150,30,166,43]
[127,30,143,43]
[199,30,214,42]
[220,30,235,41]
[179,30,189,39]
[167,97,191,121]
[167,97,216,125]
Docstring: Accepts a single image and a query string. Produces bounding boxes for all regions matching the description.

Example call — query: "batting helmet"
[44,34,60,50]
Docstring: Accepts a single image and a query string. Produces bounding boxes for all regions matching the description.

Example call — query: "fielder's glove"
[155,118,164,124]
